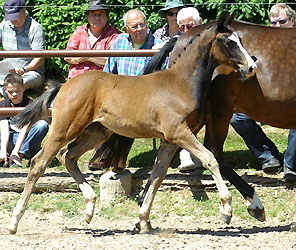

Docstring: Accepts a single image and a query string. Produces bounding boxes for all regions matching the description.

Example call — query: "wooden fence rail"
[0,49,159,117]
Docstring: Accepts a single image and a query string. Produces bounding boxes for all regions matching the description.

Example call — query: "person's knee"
[35,120,49,133]
[23,72,43,89]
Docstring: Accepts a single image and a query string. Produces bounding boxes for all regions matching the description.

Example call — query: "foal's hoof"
[84,212,93,224]
[8,228,17,235]
[221,214,232,224]
[135,221,153,233]
[248,207,266,222]
[7,226,17,235]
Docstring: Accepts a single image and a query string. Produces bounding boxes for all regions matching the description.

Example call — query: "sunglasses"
[270,18,289,25]
[167,11,178,17]
[179,23,195,32]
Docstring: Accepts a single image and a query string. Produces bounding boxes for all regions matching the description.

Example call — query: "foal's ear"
[224,11,236,26]
[216,12,227,32]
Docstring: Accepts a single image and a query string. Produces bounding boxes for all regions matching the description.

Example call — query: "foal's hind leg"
[138,140,178,233]
[174,128,232,224]
[8,136,67,234]
[61,122,112,224]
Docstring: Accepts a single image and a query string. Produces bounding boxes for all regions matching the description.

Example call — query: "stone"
[99,169,132,207]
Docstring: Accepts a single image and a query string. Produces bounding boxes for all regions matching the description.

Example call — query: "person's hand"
[14,67,25,75]
[64,57,86,64]
[9,150,22,167]
[0,151,8,167]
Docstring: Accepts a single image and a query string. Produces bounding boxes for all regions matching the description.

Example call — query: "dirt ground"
[0,167,296,250]
[0,209,295,250]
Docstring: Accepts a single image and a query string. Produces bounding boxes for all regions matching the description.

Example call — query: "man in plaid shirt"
[88,9,162,171]
[103,9,162,76]
[65,0,121,79]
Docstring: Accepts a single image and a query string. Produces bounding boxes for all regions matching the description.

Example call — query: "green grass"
[1,126,295,225]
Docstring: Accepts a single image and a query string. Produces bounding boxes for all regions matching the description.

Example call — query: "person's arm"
[13,22,45,75]
[0,119,10,165]
[64,56,107,67]
[9,124,30,166]
[14,58,44,75]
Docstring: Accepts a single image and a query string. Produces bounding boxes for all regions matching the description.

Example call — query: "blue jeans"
[8,120,49,159]
[284,129,296,171]
[230,113,280,166]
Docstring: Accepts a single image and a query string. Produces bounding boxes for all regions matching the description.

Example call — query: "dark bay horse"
[169,20,296,221]
[7,14,256,234]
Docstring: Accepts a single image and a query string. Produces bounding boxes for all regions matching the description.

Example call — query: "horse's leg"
[175,127,232,224]
[88,135,134,172]
[138,140,178,233]
[204,111,265,221]
[60,122,112,223]
[8,135,67,234]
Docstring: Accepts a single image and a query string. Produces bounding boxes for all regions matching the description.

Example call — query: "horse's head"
[210,12,257,78]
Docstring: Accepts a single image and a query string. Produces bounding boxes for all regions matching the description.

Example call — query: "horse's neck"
[172,35,217,111]
[173,37,217,85]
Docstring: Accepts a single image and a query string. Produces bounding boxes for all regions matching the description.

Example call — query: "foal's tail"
[12,80,62,128]
[143,36,178,75]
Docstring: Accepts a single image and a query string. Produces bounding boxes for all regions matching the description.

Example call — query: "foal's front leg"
[176,129,232,224]
[138,141,178,233]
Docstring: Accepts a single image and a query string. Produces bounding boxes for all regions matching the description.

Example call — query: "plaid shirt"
[154,24,182,42]
[0,14,45,75]
[103,30,162,76]
[66,24,121,79]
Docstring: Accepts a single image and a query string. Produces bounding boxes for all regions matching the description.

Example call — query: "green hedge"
[0,0,294,81]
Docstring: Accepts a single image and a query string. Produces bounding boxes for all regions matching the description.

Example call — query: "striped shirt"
[66,24,121,79]
[103,30,162,76]
[0,14,45,75]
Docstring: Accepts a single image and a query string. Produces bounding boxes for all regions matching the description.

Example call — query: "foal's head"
[208,12,257,78]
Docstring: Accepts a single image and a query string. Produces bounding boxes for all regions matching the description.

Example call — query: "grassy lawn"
[0,126,295,225]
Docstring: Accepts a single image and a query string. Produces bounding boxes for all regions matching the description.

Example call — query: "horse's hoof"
[137,221,153,233]
[8,227,17,235]
[248,207,266,222]
[221,214,232,224]
[84,213,93,224]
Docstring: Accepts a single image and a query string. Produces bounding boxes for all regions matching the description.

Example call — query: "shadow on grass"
[128,149,209,201]
[129,148,262,171]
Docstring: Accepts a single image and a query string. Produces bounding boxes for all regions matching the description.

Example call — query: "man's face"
[10,8,26,30]
[178,16,201,33]
[87,10,109,31]
[5,82,24,105]
[270,10,295,28]
[124,12,148,44]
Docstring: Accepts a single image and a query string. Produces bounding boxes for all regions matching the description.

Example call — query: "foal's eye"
[225,40,234,47]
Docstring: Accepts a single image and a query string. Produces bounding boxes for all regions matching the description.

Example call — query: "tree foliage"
[0,0,294,81]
